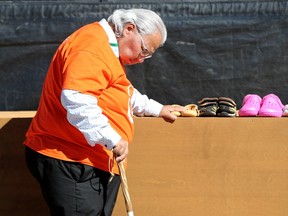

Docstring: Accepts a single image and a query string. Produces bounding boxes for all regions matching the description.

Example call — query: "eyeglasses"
[137,30,152,59]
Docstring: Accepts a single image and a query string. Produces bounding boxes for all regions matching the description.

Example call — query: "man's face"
[117,24,162,65]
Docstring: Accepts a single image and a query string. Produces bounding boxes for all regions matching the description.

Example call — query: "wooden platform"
[1,112,288,216]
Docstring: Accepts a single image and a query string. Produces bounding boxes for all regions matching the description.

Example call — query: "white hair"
[107,8,167,46]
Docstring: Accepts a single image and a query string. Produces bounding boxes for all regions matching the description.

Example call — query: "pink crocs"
[258,94,284,117]
[283,104,288,117]
[239,94,262,117]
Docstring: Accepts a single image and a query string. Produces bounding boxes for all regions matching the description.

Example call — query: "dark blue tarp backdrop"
[1,1,288,110]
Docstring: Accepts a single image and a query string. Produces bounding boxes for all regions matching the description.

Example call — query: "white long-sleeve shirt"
[61,88,163,149]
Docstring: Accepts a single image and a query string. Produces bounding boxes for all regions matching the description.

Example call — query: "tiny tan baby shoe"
[181,104,199,117]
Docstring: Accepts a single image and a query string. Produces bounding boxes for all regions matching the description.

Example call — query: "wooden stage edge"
[1,111,288,216]
[0,111,37,118]
[0,111,36,129]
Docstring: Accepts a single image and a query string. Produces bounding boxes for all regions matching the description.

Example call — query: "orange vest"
[24,22,134,174]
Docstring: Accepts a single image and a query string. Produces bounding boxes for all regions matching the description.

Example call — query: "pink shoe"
[283,104,288,117]
[239,94,262,116]
[258,94,284,117]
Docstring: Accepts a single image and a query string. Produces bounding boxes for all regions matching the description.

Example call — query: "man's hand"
[112,138,129,162]
[159,105,187,123]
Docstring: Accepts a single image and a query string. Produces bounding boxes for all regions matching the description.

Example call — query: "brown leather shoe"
[198,97,218,117]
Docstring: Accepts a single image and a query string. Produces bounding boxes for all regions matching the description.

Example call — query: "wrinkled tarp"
[0,1,288,110]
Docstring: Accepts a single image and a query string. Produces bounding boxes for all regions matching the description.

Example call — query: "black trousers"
[25,147,120,216]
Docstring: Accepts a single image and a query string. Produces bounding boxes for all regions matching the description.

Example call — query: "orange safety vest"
[24,22,134,174]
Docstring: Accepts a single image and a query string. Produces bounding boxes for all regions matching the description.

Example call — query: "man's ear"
[122,23,136,36]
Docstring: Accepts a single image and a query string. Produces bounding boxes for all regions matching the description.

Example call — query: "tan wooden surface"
[0,111,36,129]
[1,116,288,216]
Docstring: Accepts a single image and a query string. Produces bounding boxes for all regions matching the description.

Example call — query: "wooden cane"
[117,161,134,216]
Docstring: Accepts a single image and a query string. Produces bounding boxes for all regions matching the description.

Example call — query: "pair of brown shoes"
[198,97,237,117]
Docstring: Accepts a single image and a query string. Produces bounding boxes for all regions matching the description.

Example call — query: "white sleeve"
[60,89,121,149]
[131,88,163,117]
